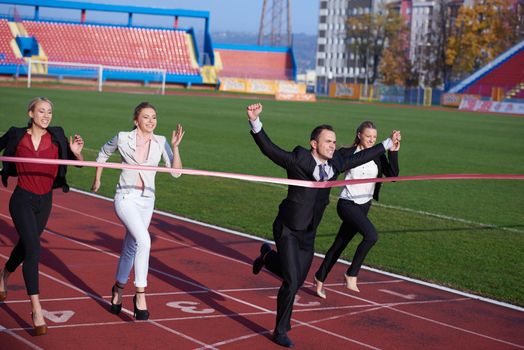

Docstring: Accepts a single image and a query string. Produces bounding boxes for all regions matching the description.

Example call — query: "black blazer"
[340,146,399,201]
[0,126,77,192]
[251,128,386,231]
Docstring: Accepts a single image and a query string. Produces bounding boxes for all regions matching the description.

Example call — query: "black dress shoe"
[252,242,272,275]
[272,333,294,348]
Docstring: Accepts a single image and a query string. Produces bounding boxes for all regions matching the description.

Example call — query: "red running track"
[0,184,523,349]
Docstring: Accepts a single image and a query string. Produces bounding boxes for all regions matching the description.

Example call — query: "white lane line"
[0,251,217,350]
[378,289,416,300]
[0,279,403,304]
[2,189,523,348]
[39,210,512,349]
[0,324,43,350]
[47,194,524,347]
[65,187,524,312]
[392,306,524,349]
[0,278,405,305]
[189,178,524,234]
[316,282,524,348]
[374,202,524,233]
[2,297,468,327]
[193,298,472,349]
[51,203,255,268]
[38,227,383,349]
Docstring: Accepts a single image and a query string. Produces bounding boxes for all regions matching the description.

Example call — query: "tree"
[346,8,402,85]
[379,19,413,86]
[429,0,463,88]
[446,0,520,80]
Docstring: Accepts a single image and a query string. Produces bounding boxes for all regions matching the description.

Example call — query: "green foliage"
[446,0,520,77]
[1,87,523,305]
[347,9,403,84]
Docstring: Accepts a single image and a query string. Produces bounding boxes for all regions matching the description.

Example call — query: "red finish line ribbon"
[1,156,523,188]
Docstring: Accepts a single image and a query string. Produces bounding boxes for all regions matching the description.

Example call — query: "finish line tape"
[1,156,523,188]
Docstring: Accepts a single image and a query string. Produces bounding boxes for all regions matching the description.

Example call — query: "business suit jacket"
[251,128,387,232]
[0,126,77,192]
[341,146,399,201]
[96,129,178,197]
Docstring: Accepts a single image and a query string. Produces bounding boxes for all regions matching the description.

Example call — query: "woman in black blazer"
[314,121,399,298]
[0,97,84,335]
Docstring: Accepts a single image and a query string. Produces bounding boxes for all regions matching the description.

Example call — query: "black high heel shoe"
[133,291,149,320]
[110,283,124,315]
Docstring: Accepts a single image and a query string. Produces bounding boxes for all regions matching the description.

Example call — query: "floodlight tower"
[258,0,292,46]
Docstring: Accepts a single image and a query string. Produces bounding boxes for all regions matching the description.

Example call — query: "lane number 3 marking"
[166,301,215,314]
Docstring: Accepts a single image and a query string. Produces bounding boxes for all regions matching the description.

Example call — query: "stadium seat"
[216,48,293,80]
[464,49,524,99]
[22,20,200,75]
[0,19,25,65]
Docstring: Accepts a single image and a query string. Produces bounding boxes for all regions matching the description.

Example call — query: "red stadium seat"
[0,19,26,65]
[22,20,200,75]
[216,48,293,80]
[464,50,524,99]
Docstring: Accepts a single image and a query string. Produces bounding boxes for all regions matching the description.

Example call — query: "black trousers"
[5,186,53,295]
[315,199,377,282]
[264,217,315,335]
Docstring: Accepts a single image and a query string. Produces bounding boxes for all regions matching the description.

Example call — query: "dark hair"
[352,121,376,147]
[133,102,156,129]
[310,124,334,141]
[27,97,53,127]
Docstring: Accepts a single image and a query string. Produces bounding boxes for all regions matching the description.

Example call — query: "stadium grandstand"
[449,39,524,101]
[0,0,298,92]
[214,44,296,81]
[0,18,24,66]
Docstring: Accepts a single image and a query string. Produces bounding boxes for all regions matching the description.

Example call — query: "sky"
[1,0,320,35]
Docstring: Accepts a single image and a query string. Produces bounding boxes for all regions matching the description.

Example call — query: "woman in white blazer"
[92,102,184,320]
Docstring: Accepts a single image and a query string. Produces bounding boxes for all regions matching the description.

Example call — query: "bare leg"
[135,286,147,310]
[0,268,10,300]
[30,294,47,335]
[133,287,149,320]
[313,276,326,299]
[112,281,125,305]
[344,274,360,292]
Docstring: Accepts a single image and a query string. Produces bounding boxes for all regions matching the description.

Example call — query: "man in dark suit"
[246,103,399,348]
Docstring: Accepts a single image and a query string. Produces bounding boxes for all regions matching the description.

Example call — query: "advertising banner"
[329,83,360,99]
[219,78,247,93]
[220,78,311,98]
[458,96,524,115]
[275,92,316,102]
[247,79,276,95]
[441,93,481,107]
[277,81,307,94]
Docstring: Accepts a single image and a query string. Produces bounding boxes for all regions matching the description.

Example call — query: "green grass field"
[1,86,523,306]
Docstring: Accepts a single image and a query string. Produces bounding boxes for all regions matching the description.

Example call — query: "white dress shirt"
[339,147,378,204]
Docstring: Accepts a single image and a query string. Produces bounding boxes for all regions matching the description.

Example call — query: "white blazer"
[96,129,179,197]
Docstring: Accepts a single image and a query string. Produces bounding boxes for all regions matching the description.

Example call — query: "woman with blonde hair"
[0,97,84,335]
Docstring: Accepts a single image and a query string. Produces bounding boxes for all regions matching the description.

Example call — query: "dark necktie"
[319,164,328,181]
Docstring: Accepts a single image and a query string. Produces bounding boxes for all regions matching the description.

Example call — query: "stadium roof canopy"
[0,0,210,19]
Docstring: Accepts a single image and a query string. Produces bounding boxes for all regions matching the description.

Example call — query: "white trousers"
[114,189,155,288]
